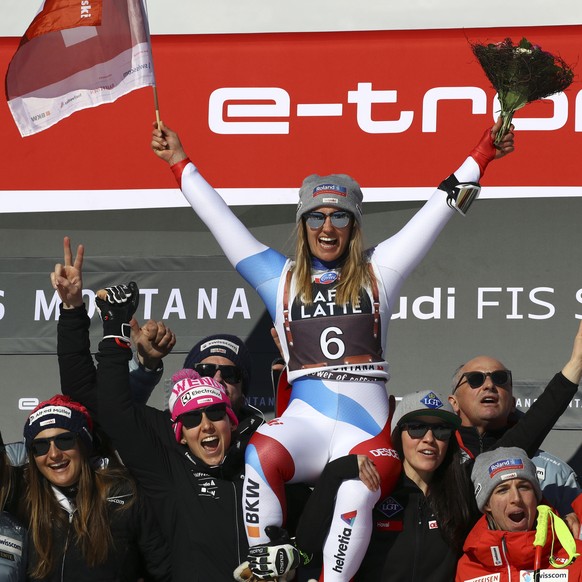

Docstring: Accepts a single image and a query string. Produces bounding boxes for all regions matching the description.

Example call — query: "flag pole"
[153,85,161,127]
[142,0,160,126]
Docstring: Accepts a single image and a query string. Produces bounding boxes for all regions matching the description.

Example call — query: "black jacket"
[58,306,249,582]
[26,481,171,582]
[456,371,579,459]
[297,457,460,582]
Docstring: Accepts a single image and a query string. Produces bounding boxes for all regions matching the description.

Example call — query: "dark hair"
[25,436,135,578]
[393,428,478,555]
[426,440,479,553]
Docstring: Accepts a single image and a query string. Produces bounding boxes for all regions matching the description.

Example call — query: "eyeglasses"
[179,403,228,429]
[194,363,242,385]
[401,422,454,441]
[304,211,352,229]
[454,370,512,391]
[30,432,78,457]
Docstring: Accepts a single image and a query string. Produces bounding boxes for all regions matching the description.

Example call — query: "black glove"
[95,282,139,345]
[247,526,302,580]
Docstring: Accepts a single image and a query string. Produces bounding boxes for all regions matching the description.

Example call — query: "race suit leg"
[244,377,400,581]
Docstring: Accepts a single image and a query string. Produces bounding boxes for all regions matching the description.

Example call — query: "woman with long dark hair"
[296,390,477,581]
[22,395,171,582]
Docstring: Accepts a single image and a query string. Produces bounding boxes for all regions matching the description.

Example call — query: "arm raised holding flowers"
[472,37,574,143]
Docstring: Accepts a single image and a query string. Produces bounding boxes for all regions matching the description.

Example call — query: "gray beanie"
[391,390,461,437]
[296,174,363,225]
[471,447,542,512]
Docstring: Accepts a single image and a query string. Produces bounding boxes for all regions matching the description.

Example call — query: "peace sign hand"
[50,236,85,308]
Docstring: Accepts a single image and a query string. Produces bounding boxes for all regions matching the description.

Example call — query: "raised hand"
[50,236,85,308]
[95,282,140,345]
[130,318,176,370]
[151,121,188,166]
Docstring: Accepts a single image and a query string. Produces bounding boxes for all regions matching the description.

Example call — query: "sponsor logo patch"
[490,546,502,567]
[378,497,403,518]
[488,458,525,478]
[29,405,72,424]
[201,338,240,354]
[341,510,357,527]
[318,271,338,285]
[312,184,347,198]
[420,391,444,410]
[0,535,22,557]
[375,519,403,532]
[520,570,569,581]
[332,527,352,574]
[463,575,500,582]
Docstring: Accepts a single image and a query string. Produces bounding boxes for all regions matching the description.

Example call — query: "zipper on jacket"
[233,480,243,565]
[60,512,74,582]
[501,535,512,581]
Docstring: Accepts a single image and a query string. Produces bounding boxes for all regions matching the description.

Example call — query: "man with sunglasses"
[183,334,265,446]
[449,338,582,517]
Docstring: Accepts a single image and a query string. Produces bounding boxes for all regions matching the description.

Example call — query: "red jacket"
[456,511,582,582]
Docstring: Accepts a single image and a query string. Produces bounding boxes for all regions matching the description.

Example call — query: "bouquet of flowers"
[471,37,574,144]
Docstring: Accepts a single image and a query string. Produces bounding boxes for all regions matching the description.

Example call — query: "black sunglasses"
[30,431,78,457]
[194,363,242,385]
[455,370,512,391]
[179,403,228,429]
[304,211,352,229]
[401,422,454,441]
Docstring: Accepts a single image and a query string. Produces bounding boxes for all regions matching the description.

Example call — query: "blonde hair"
[293,220,374,306]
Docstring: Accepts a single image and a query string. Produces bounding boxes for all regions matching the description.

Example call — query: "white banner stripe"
[1,186,582,213]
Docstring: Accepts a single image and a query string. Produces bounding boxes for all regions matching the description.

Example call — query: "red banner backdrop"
[1,24,581,204]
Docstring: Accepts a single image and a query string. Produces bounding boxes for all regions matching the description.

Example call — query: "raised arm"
[151,122,287,318]
[94,283,178,488]
[372,120,515,302]
[128,318,176,405]
[151,121,274,268]
[52,236,98,415]
[494,319,582,456]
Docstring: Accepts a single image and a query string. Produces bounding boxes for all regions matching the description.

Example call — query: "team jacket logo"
[462,575,500,582]
[520,572,569,582]
[378,496,403,518]
[198,477,219,498]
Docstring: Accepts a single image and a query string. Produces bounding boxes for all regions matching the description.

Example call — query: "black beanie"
[183,334,252,396]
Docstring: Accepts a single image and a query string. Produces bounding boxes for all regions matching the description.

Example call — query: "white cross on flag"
[5,0,155,137]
